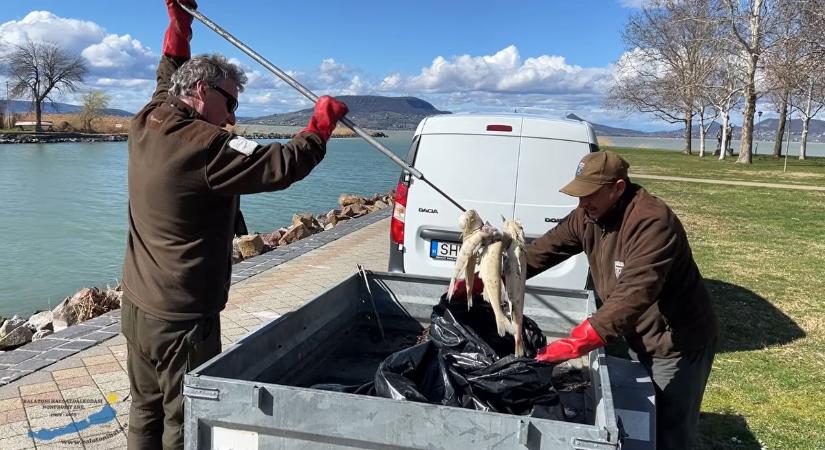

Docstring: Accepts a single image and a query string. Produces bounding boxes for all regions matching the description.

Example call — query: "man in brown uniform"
[120,1,348,448]
[529,151,718,449]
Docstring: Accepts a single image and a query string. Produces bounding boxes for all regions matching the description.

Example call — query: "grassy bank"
[608,145,825,187]
[603,147,824,449]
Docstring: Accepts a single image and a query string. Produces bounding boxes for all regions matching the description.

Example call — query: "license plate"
[430,240,461,261]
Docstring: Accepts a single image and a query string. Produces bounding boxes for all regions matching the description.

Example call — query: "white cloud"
[0,10,157,112]
[82,34,156,78]
[0,11,105,55]
[342,75,365,95]
[380,46,612,97]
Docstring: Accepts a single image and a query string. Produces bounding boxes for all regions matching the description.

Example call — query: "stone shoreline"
[0,132,127,144]
[0,191,395,352]
[0,130,387,144]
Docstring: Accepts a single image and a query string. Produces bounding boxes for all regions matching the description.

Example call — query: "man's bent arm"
[525,211,584,279]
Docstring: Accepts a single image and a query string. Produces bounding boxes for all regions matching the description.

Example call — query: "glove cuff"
[162,23,192,58]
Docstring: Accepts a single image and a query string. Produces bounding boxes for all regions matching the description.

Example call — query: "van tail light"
[486,124,512,132]
[390,181,408,245]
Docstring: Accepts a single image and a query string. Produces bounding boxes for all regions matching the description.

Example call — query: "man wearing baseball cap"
[527,150,718,449]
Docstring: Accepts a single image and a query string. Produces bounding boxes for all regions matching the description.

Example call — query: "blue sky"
[0,0,677,130]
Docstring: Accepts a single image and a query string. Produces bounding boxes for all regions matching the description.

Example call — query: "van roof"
[414,113,597,143]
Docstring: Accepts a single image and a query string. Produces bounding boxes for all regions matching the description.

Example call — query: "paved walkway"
[632,173,825,191]
[0,214,391,449]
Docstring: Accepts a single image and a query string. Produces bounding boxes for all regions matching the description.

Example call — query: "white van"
[388,113,599,290]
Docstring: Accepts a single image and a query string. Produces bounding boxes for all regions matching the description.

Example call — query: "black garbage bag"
[372,294,565,419]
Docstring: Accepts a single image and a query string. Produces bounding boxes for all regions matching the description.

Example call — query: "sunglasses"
[210,85,238,113]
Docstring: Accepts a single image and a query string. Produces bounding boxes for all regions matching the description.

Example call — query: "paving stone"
[10,358,53,372]
[19,381,58,396]
[0,432,35,450]
[99,322,122,333]
[0,350,38,366]
[82,315,118,328]
[40,348,80,362]
[51,325,97,340]
[16,338,67,353]
[56,340,97,352]
[52,367,90,381]
[81,331,120,343]
[55,375,95,390]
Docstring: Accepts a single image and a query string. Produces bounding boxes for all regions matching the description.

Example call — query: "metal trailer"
[184,271,655,449]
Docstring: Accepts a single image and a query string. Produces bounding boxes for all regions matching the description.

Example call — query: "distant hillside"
[565,113,648,137]
[568,113,825,141]
[240,95,450,130]
[2,100,132,117]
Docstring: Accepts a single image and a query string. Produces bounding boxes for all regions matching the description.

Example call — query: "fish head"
[459,209,484,235]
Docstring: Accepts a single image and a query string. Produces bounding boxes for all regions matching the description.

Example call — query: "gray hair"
[169,54,248,97]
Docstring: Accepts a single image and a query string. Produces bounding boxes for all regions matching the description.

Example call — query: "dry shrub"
[18,113,130,133]
[75,286,122,322]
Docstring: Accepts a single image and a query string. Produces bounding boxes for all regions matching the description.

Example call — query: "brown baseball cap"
[560,151,630,197]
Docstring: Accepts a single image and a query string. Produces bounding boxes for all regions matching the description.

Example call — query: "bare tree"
[80,90,110,132]
[608,0,718,155]
[789,3,825,159]
[762,0,801,158]
[790,76,825,159]
[722,0,780,164]
[700,22,746,160]
[798,0,825,56]
[2,40,88,132]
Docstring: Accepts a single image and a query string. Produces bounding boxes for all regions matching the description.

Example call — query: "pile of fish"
[447,209,528,357]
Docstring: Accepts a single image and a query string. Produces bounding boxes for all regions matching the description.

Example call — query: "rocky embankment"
[0,132,127,144]
[232,191,393,261]
[0,191,394,351]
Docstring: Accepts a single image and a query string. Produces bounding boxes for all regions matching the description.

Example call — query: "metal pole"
[177,2,466,212]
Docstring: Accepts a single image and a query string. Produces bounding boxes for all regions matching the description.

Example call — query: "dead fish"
[478,239,512,337]
[448,209,486,306]
[503,219,527,357]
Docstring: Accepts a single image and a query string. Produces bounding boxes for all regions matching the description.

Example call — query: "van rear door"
[403,117,521,278]
[514,119,593,289]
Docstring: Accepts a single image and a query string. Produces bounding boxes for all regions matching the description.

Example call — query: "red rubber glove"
[163,0,198,58]
[301,96,349,142]
[447,276,484,299]
[535,319,605,363]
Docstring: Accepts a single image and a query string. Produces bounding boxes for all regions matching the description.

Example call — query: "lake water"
[598,136,825,157]
[0,133,413,316]
[1,132,821,316]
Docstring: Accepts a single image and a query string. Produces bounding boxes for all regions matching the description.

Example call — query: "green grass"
[606,146,825,187]
[602,147,825,449]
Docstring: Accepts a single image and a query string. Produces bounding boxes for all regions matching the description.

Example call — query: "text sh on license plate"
[430,240,461,261]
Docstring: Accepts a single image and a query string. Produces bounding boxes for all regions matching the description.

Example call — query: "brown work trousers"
[121,296,221,450]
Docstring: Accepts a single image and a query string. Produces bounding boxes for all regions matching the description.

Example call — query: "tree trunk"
[718,113,730,161]
[737,67,756,164]
[698,113,707,158]
[800,117,809,160]
[772,96,787,158]
[683,112,693,155]
[35,99,43,133]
